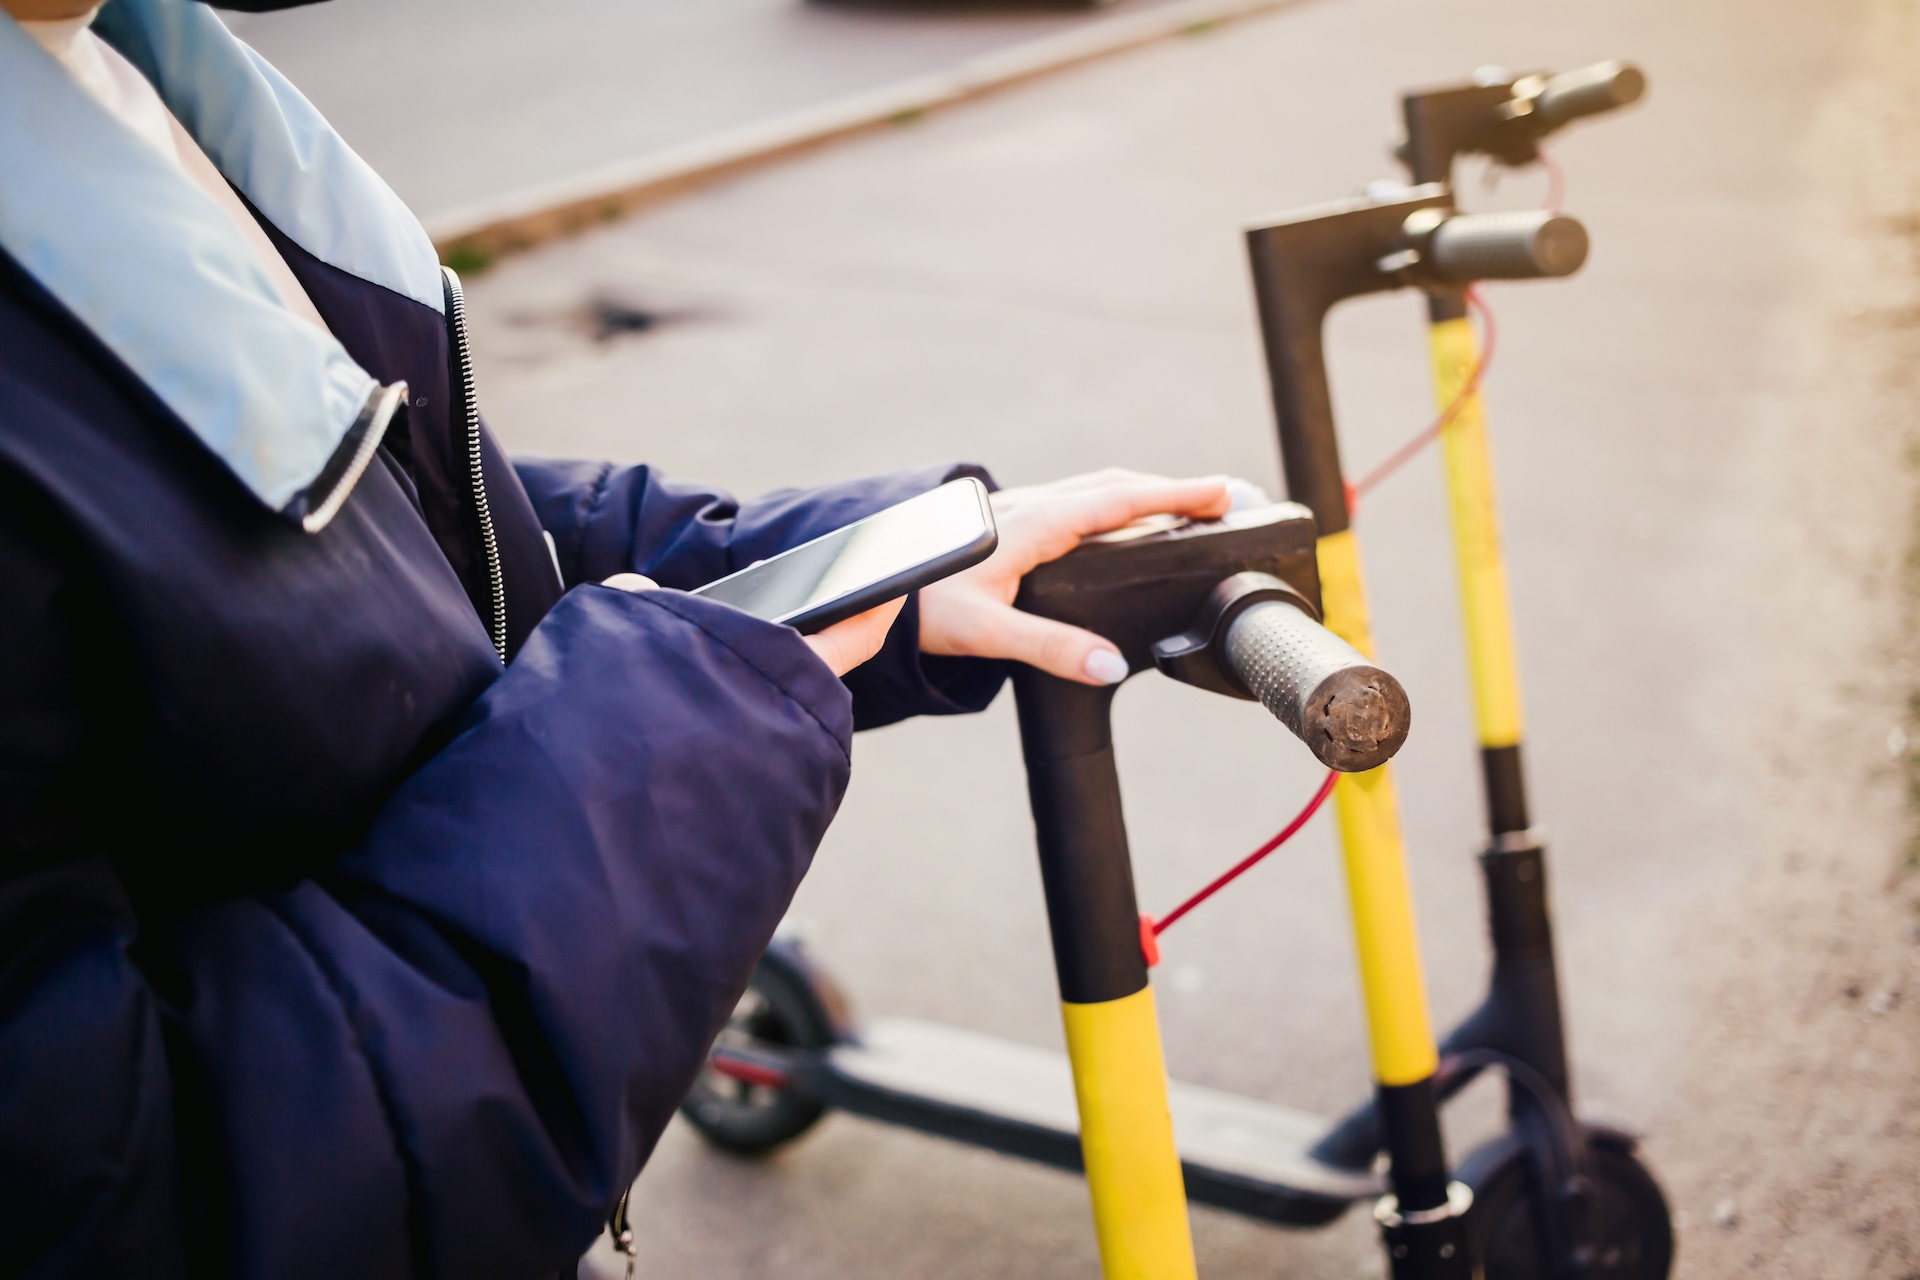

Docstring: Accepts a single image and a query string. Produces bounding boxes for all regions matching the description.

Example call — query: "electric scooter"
[1302,58,1669,1279]
[674,504,1415,1271]
[644,59,1669,1280]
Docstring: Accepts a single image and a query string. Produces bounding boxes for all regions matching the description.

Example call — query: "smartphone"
[689,477,998,634]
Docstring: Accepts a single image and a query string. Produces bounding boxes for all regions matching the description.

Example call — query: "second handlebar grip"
[1535,59,1647,130]
[1223,601,1411,772]
[1427,210,1589,282]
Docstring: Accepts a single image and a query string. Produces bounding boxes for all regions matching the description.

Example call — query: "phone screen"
[690,478,996,630]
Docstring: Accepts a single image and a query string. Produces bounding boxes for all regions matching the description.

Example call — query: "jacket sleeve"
[2,471,864,1279]
[0,477,188,1278]
[0,860,186,1278]
[167,587,855,1279]
[511,457,1008,730]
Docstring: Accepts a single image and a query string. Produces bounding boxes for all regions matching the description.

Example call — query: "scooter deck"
[810,1017,1382,1227]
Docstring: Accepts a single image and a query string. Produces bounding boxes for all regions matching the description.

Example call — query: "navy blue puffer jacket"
[0,84,1002,1280]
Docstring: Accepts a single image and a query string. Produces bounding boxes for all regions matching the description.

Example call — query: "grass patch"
[439,241,496,277]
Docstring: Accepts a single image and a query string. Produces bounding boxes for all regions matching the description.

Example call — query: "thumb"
[803,596,907,678]
[983,605,1130,686]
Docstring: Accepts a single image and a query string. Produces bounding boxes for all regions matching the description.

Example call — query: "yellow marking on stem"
[1332,764,1439,1086]
[1430,317,1524,749]
[1314,528,1375,659]
[1060,988,1198,1280]
[1315,531,1440,1085]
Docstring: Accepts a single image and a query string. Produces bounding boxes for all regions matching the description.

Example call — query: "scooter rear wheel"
[679,947,833,1154]
[1459,1127,1673,1279]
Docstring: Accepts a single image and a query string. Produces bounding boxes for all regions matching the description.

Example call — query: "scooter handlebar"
[1223,599,1411,773]
[1422,209,1590,282]
[1531,59,1646,131]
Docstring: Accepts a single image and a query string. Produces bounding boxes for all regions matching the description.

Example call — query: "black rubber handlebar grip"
[1534,60,1647,130]
[1427,210,1589,282]
[1222,600,1411,772]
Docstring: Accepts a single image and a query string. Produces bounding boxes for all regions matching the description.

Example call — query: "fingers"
[1222,477,1272,510]
[601,570,899,678]
[802,596,907,678]
[1063,475,1234,532]
[602,572,659,592]
[918,470,1245,673]
[998,467,1175,499]
[994,470,1230,514]
[925,590,1127,686]
[993,610,1128,685]
[987,476,1232,574]
[1006,476,1231,535]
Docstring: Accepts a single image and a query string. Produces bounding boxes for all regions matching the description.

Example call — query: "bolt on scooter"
[643,58,1669,1280]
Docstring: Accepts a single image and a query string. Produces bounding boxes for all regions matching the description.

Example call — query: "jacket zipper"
[441,266,508,664]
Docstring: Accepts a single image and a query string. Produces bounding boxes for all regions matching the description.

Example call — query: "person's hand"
[798,597,908,677]
[603,573,905,679]
[917,469,1233,685]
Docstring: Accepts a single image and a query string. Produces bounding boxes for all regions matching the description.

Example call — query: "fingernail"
[601,572,658,593]
[1083,649,1129,685]
[1223,477,1271,511]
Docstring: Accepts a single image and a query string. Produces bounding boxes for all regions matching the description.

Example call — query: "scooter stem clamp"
[1150,570,1317,700]
[1375,1182,1475,1279]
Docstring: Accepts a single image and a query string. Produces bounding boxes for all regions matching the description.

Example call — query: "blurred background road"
[223,0,1171,219]
[230,0,1920,1275]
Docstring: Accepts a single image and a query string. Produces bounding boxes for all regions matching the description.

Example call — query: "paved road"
[449,0,1918,1274]
[222,0,1160,220]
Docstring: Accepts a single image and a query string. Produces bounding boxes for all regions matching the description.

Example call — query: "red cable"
[1348,286,1496,506]
[1349,140,1561,511]
[1146,769,1339,947]
[1537,144,1566,215]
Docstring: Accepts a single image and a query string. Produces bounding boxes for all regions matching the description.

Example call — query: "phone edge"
[786,515,998,635]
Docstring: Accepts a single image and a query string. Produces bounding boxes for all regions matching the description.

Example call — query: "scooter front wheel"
[1459,1126,1673,1279]
[679,946,833,1155]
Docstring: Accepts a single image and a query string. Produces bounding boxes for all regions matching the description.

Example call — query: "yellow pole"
[1427,317,1524,750]
[1314,530,1440,1087]
[1060,989,1198,1280]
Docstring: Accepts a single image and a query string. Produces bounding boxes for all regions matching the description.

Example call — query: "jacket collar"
[0,0,440,526]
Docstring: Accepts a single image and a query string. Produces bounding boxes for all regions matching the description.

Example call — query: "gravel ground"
[1637,3,1920,1274]
[443,0,1920,1273]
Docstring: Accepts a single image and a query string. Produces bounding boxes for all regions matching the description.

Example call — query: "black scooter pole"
[1010,509,1414,1279]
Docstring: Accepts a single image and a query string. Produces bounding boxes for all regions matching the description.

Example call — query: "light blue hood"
[0,0,443,525]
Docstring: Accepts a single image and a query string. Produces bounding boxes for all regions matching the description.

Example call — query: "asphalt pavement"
[221,0,1164,222]
[428,0,1920,1274]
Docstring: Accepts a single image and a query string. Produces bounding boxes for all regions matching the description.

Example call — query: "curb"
[425,0,1300,269]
